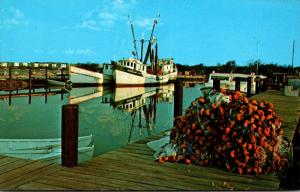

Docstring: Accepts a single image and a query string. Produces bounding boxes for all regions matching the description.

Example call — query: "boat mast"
[143,15,159,64]
[128,15,139,59]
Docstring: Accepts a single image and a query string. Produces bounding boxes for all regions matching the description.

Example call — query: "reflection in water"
[0,83,203,164]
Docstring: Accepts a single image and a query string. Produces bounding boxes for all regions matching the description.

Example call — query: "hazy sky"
[0,0,299,66]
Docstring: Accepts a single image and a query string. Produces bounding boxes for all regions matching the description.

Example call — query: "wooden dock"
[0,90,299,190]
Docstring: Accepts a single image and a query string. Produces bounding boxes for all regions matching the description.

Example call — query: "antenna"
[128,15,139,59]
[292,40,295,69]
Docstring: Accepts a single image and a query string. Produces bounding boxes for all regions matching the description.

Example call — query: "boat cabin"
[159,58,177,74]
[118,58,147,73]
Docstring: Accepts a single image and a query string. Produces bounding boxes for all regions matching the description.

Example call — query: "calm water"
[0,83,204,163]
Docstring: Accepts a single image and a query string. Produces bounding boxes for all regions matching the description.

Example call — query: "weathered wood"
[174,79,183,119]
[247,77,252,97]
[62,104,79,167]
[0,163,61,189]
[235,77,241,91]
[213,78,220,90]
[17,181,71,190]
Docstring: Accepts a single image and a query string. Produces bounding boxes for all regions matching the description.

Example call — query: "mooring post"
[174,79,183,125]
[45,68,48,80]
[235,77,240,91]
[255,77,260,94]
[247,77,252,98]
[213,78,220,90]
[61,68,64,81]
[8,67,12,90]
[29,68,32,89]
[62,104,79,167]
[45,87,48,104]
[8,90,12,106]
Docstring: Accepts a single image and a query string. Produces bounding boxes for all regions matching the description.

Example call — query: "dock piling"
[62,104,79,167]
[213,78,220,90]
[247,77,252,98]
[235,77,240,91]
[174,80,183,124]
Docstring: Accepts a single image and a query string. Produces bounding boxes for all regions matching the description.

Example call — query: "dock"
[0,90,299,190]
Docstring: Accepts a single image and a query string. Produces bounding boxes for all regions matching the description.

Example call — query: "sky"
[0,0,299,66]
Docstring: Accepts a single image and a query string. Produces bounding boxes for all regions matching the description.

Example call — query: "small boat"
[35,145,94,164]
[0,134,92,151]
[0,135,94,163]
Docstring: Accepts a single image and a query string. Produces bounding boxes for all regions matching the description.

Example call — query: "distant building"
[60,63,67,68]
[13,62,19,67]
[40,63,49,68]
[50,63,57,68]
[20,62,28,67]
[0,62,7,67]
[184,71,191,76]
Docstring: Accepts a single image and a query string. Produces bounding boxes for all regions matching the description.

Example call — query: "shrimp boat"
[113,16,177,87]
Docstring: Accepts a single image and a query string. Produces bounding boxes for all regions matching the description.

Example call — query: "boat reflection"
[102,84,174,143]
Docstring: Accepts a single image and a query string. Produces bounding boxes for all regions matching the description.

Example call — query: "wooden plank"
[17,181,71,190]
[51,170,169,190]
[99,150,279,183]
[0,157,20,168]
[0,159,34,175]
[69,165,208,190]
[84,156,277,190]
[36,175,121,190]
[96,151,279,189]
[1,163,61,189]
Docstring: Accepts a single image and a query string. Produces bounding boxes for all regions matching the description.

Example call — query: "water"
[0,83,204,163]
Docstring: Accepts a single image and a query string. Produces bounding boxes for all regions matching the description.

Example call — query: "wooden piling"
[45,68,48,80]
[255,78,260,94]
[8,67,12,90]
[62,104,79,167]
[28,88,32,104]
[29,68,32,89]
[8,90,12,106]
[247,77,252,98]
[213,78,220,90]
[61,68,64,81]
[235,77,240,91]
[174,80,183,123]
[45,87,48,104]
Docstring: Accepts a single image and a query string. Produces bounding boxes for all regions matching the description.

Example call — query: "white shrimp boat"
[113,16,177,87]
[113,58,170,87]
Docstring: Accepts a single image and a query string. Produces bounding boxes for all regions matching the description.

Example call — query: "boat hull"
[113,67,169,87]
[69,66,113,85]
